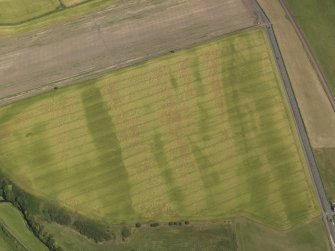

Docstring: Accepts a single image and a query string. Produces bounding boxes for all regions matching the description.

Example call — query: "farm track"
[0,0,258,106]
[252,0,335,249]
[278,0,335,111]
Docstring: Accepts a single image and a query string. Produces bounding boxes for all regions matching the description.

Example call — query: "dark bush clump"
[150,222,160,227]
[135,223,141,228]
[121,227,131,239]
[43,207,71,226]
[73,218,111,242]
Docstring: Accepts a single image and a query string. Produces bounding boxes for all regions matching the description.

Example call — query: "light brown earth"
[258,0,335,148]
[0,0,258,105]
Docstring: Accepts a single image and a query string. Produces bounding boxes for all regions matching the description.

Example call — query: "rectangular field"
[0,0,61,24]
[0,28,319,229]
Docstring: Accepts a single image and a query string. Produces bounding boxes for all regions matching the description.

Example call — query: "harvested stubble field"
[0,28,319,229]
[0,0,61,24]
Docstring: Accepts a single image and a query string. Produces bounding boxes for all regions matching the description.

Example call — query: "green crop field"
[286,0,335,95]
[0,28,319,229]
[0,0,61,24]
[0,203,48,251]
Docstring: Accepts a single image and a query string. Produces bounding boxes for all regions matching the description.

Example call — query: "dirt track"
[0,0,258,104]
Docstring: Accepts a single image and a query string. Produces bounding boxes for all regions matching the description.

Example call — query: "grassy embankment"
[0,28,320,230]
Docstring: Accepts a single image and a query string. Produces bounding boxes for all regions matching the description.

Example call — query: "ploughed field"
[0,28,319,229]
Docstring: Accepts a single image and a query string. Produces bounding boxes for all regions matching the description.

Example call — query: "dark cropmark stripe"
[81,86,134,217]
[151,133,185,212]
[220,37,272,216]
[190,142,219,207]
[189,50,219,208]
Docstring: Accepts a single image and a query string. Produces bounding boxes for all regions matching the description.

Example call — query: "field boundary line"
[278,0,335,111]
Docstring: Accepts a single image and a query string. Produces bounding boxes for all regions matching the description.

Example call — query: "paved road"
[252,0,335,249]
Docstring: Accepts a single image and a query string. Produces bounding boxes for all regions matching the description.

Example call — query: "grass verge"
[314,148,335,201]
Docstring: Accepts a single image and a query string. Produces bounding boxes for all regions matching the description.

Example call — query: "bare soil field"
[257,0,335,148]
[0,0,258,105]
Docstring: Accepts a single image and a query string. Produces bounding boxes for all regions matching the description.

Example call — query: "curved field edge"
[0,203,48,251]
[0,0,118,35]
[0,28,319,229]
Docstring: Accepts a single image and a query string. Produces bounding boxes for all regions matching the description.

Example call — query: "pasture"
[0,203,48,251]
[0,28,319,229]
[0,0,60,24]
